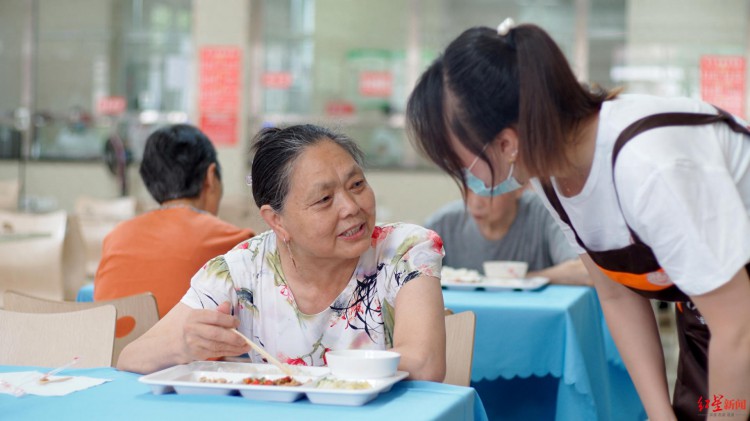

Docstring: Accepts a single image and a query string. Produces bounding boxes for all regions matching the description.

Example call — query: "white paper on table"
[0,371,111,397]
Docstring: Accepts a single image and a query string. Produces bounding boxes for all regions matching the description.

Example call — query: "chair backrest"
[444,311,476,387]
[0,305,116,368]
[0,210,68,306]
[75,195,137,221]
[0,179,19,211]
[74,196,137,277]
[61,214,87,300]
[3,290,159,365]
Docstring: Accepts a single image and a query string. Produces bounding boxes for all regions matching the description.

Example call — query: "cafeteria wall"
[1,0,747,226]
[0,0,462,225]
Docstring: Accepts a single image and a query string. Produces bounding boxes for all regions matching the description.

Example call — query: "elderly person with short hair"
[117,124,447,382]
[95,124,254,318]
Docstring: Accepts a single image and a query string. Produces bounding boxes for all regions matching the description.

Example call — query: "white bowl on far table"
[483,260,529,279]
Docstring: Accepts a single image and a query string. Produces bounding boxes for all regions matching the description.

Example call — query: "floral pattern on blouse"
[182,222,444,367]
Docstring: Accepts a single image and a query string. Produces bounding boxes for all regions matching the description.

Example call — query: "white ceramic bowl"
[483,260,529,279]
[325,349,400,379]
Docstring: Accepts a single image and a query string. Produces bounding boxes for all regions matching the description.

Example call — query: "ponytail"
[514,24,610,179]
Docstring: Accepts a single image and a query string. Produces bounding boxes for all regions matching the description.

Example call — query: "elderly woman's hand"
[117,302,250,374]
[179,302,250,362]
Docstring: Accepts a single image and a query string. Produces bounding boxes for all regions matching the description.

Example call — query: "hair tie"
[245,174,252,186]
[497,17,515,36]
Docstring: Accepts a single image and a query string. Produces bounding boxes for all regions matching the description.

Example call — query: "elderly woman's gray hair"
[250,124,365,212]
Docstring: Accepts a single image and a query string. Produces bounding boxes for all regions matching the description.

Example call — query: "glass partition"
[2,0,747,168]
[252,0,633,169]
[0,0,192,163]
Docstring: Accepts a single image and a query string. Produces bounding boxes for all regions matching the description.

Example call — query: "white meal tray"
[441,276,550,291]
[138,361,409,406]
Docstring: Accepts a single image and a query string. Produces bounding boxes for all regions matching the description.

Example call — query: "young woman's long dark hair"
[407,23,614,189]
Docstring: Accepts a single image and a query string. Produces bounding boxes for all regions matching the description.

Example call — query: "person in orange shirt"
[94,124,254,317]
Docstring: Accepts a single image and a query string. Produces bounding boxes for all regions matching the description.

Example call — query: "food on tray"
[441,266,483,283]
[316,377,372,390]
[198,376,231,383]
[241,376,302,386]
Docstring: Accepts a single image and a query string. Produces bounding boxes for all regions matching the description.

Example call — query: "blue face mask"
[463,153,522,197]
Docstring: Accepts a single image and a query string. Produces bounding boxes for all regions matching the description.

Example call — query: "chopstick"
[231,329,294,376]
[38,356,79,384]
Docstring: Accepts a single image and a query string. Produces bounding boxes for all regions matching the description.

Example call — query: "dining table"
[442,285,647,421]
[76,281,94,302]
[0,365,488,420]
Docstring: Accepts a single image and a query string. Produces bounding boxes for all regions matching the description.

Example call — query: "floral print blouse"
[181,222,444,367]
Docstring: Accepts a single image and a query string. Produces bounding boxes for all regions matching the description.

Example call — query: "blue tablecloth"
[76,282,94,302]
[443,285,646,421]
[0,366,488,420]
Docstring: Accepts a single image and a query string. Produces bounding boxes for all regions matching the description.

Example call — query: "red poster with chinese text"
[199,46,242,146]
[700,55,746,118]
[359,71,393,98]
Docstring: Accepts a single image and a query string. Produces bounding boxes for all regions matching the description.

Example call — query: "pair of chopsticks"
[38,356,79,384]
[232,329,294,376]
[2,356,80,396]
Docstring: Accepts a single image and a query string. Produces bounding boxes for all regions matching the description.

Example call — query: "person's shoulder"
[424,200,465,227]
[372,222,436,246]
[604,95,715,127]
[518,190,546,211]
[100,212,151,242]
[517,190,557,223]
[369,223,442,265]
[375,222,442,252]
[226,229,274,254]
[189,211,254,237]
[105,213,140,231]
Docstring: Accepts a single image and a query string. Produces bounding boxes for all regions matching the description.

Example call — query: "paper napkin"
[0,371,111,397]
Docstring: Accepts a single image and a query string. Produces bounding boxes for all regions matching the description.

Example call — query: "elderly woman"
[117,124,447,381]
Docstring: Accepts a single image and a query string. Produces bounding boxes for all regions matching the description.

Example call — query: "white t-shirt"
[531,94,750,296]
[181,222,444,366]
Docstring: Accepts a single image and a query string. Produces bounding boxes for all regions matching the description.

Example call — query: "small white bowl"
[483,260,529,279]
[325,349,400,379]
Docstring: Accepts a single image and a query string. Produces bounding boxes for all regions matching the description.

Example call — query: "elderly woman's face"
[281,140,376,260]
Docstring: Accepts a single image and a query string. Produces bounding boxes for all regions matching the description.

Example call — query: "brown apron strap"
[610,107,750,244]
[541,182,588,249]
[612,108,749,166]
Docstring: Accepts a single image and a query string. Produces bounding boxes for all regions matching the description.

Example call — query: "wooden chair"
[0,305,117,368]
[0,179,19,210]
[3,290,159,365]
[74,196,137,277]
[61,214,87,300]
[444,311,476,387]
[0,210,68,306]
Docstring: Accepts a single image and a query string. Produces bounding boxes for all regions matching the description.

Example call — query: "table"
[443,285,646,421]
[76,282,94,302]
[0,366,488,420]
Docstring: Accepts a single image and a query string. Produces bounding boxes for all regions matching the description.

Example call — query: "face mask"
[463,152,522,197]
